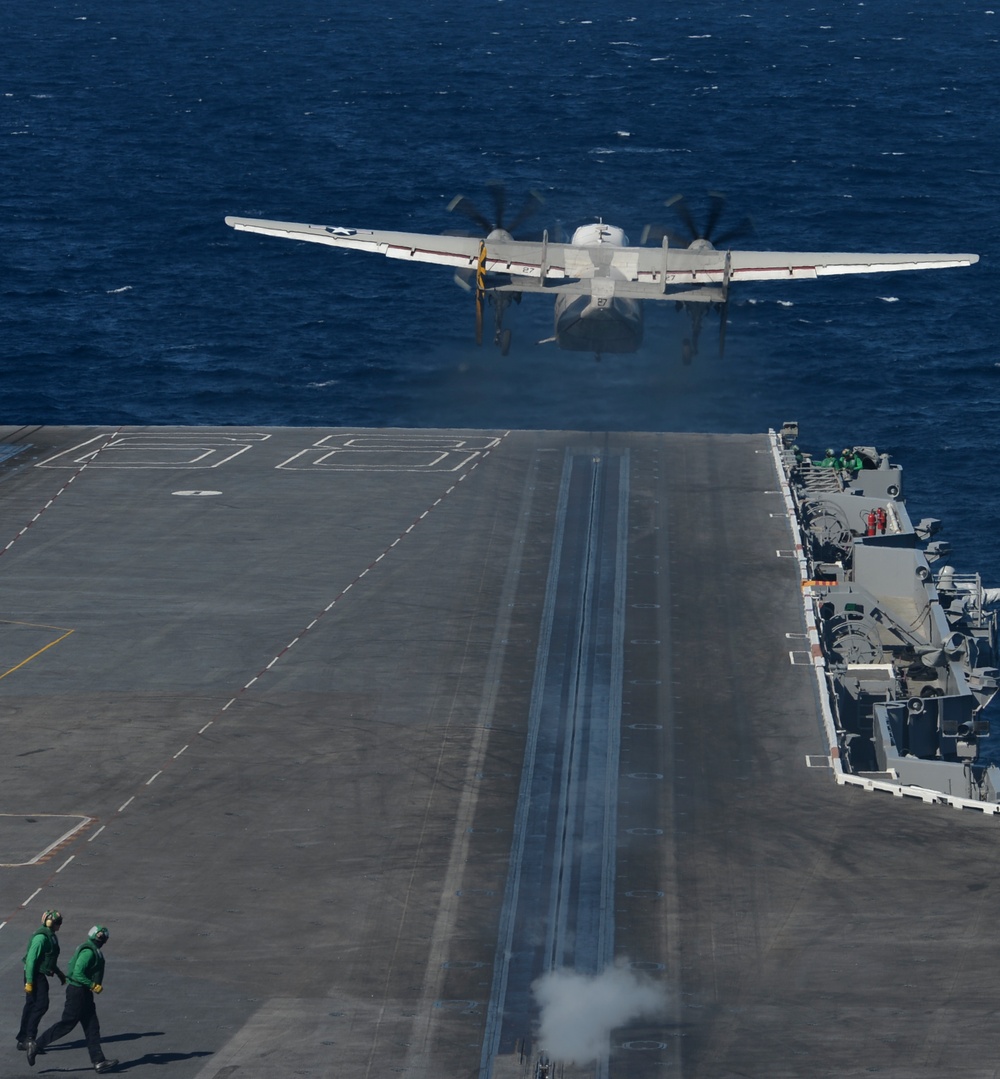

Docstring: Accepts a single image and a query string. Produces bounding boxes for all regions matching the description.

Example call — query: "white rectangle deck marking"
[276,433,501,472]
[320,434,501,450]
[37,432,270,469]
[277,447,481,472]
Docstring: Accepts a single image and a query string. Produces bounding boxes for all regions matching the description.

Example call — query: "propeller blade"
[704,192,727,242]
[487,181,506,231]
[641,223,692,247]
[713,215,756,247]
[447,194,492,235]
[476,241,488,293]
[474,240,487,345]
[506,189,545,235]
[660,191,755,248]
[448,185,544,238]
[665,193,698,243]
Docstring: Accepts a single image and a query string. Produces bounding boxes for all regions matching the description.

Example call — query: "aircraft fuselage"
[554,292,643,354]
[553,223,644,354]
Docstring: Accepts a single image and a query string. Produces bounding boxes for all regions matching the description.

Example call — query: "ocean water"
[3,0,998,578]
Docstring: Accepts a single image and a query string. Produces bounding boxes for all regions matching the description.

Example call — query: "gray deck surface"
[0,425,997,1079]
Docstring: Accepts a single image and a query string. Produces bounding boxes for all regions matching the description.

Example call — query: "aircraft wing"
[600,245,979,298]
[711,249,979,281]
[225,216,978,300]
[225,216,486,271]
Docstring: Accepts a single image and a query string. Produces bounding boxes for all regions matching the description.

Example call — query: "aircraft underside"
[554,293,644,354]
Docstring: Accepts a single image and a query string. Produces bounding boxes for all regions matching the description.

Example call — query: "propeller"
[642,192,754,361]
[641,191,755,250]
[448,183,544,354]
[451,242,487,345]
[447,181,545,239]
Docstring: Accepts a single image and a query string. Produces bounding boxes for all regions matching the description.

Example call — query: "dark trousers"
[35,984,105,1064]
[16,974,50,1041]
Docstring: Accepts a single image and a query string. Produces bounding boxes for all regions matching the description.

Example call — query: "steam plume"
[532,963,667,1065]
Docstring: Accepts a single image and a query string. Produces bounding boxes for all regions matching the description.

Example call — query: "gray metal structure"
[2,424,1000,1079]
[776,421,1000,806]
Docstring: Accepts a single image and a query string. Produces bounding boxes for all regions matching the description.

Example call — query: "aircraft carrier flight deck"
[2,425,998,1079]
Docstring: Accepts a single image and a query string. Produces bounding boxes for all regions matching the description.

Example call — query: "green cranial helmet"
[88,925,109,945]
[42,909,62,929]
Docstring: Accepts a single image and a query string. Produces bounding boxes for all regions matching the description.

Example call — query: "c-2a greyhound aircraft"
[225,191,978,362]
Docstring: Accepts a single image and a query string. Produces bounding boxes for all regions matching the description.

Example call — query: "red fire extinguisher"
[876,507,887,535]
[866,509,877,537]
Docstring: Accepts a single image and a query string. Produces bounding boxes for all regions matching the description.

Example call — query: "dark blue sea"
[3,1,998,578]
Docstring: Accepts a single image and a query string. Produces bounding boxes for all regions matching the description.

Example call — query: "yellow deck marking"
[0,621,75,682]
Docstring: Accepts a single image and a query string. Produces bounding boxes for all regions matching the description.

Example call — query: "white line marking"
[21,888,42,907]
[222,699,236,711]
[118,796,135,812]
[56,855,74,873]
[173,745,189,758]
[199,721,213,734]
[9,817,96,867]
[146,771,162,786]
[88,825,105,842]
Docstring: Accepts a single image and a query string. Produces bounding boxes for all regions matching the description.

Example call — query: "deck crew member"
[839,447,863,472]
[27,925,118,1073]
[817,448,838,467]
[16,910,66,1051]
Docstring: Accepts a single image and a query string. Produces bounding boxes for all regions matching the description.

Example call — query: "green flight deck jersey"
[66,938,106,990]
[23,926,61,983]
